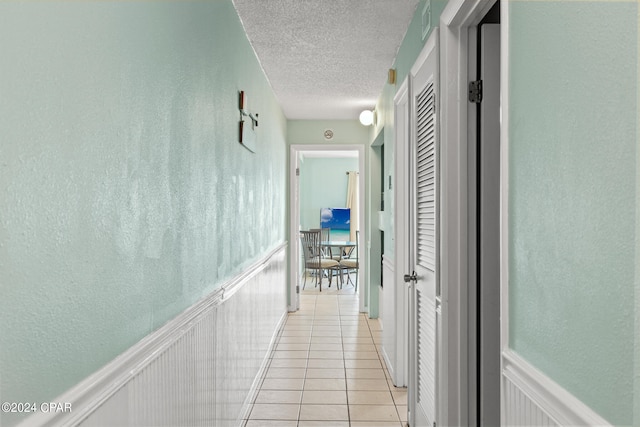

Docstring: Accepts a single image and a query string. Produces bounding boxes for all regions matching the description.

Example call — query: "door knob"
[403,272,417,283]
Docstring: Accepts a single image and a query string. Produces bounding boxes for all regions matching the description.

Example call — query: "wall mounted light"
[359,110,374,126]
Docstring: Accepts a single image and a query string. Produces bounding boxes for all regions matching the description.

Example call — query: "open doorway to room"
[467,2,501,425]
[289,145,366,313]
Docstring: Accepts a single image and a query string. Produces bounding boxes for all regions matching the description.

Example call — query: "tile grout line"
[248,291,405,426]
[338,295,350,426]
[297,294,316,424]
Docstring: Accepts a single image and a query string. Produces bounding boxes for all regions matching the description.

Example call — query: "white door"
[385,78,410,388]
[407,29,439,427]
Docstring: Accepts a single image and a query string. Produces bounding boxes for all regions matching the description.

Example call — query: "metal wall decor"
[238,90,258,152]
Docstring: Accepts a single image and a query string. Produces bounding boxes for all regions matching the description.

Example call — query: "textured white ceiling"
[233,0,420,120]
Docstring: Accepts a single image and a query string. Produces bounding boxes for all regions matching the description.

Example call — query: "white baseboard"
[502,349,611,426]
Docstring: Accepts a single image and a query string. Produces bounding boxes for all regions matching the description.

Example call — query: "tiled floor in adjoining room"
[244,281,408,427]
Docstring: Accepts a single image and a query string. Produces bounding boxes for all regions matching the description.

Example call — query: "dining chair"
[311,227,342,285]
[339,230,359,291]
[310,228,332,258]
[300,230,339,291]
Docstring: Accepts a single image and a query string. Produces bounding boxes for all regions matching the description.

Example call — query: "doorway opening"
[289,144,366,314]
[468,1,501,425]
[435,0,503,424]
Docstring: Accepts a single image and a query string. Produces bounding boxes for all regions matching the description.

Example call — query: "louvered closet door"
[409,29,439,427]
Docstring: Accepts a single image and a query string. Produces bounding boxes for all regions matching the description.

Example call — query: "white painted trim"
[222,242,287,301]
[391,77,410,389]
[438,1,499,425]
[289,144,366,313]
[394,74,409,106]
[636,10,640,425]
[289,145,301,312]
[500,0,511,356]
[18,243,288,427]
[381,255,396,384]
[502,350,612,427]
[410,27,438,78]
[499,4,511,425]
[393,75,410,290]
[393,71,413,424]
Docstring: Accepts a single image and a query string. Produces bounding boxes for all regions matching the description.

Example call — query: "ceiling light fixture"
[359,110,374,126]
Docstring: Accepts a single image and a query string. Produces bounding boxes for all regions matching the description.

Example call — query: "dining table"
[321,240,356,260]
[321,240,357,288]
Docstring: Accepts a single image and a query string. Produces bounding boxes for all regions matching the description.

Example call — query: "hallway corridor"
[244,290,408,427]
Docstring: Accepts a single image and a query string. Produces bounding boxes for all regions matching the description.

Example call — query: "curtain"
[346,171,358,242]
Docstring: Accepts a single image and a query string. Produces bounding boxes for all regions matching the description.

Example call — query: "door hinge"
[296,167,300,176]
[469,80,483,103]
[296,285,300,294]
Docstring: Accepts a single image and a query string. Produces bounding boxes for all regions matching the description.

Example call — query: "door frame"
[475,22,502,426]
[436,0,501,425]
[391,76,410,388]
[288,144,366,313]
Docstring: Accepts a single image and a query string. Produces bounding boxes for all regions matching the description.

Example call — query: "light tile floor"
[244,282,408,427]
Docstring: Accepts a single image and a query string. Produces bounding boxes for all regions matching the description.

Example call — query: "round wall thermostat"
[324,129,334,140]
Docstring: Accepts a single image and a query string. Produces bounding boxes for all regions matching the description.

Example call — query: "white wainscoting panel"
[502,350,612,427]
[19,243,287,427]
[503,373,558,427]
[381,256,400,385]
[215,249,287,426]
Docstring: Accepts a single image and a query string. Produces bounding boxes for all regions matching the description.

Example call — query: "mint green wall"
[508,2,638,425]
[299,157,359,231]
[374,0,448,257]
[0,2,286,425]
[288,120,370,146]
